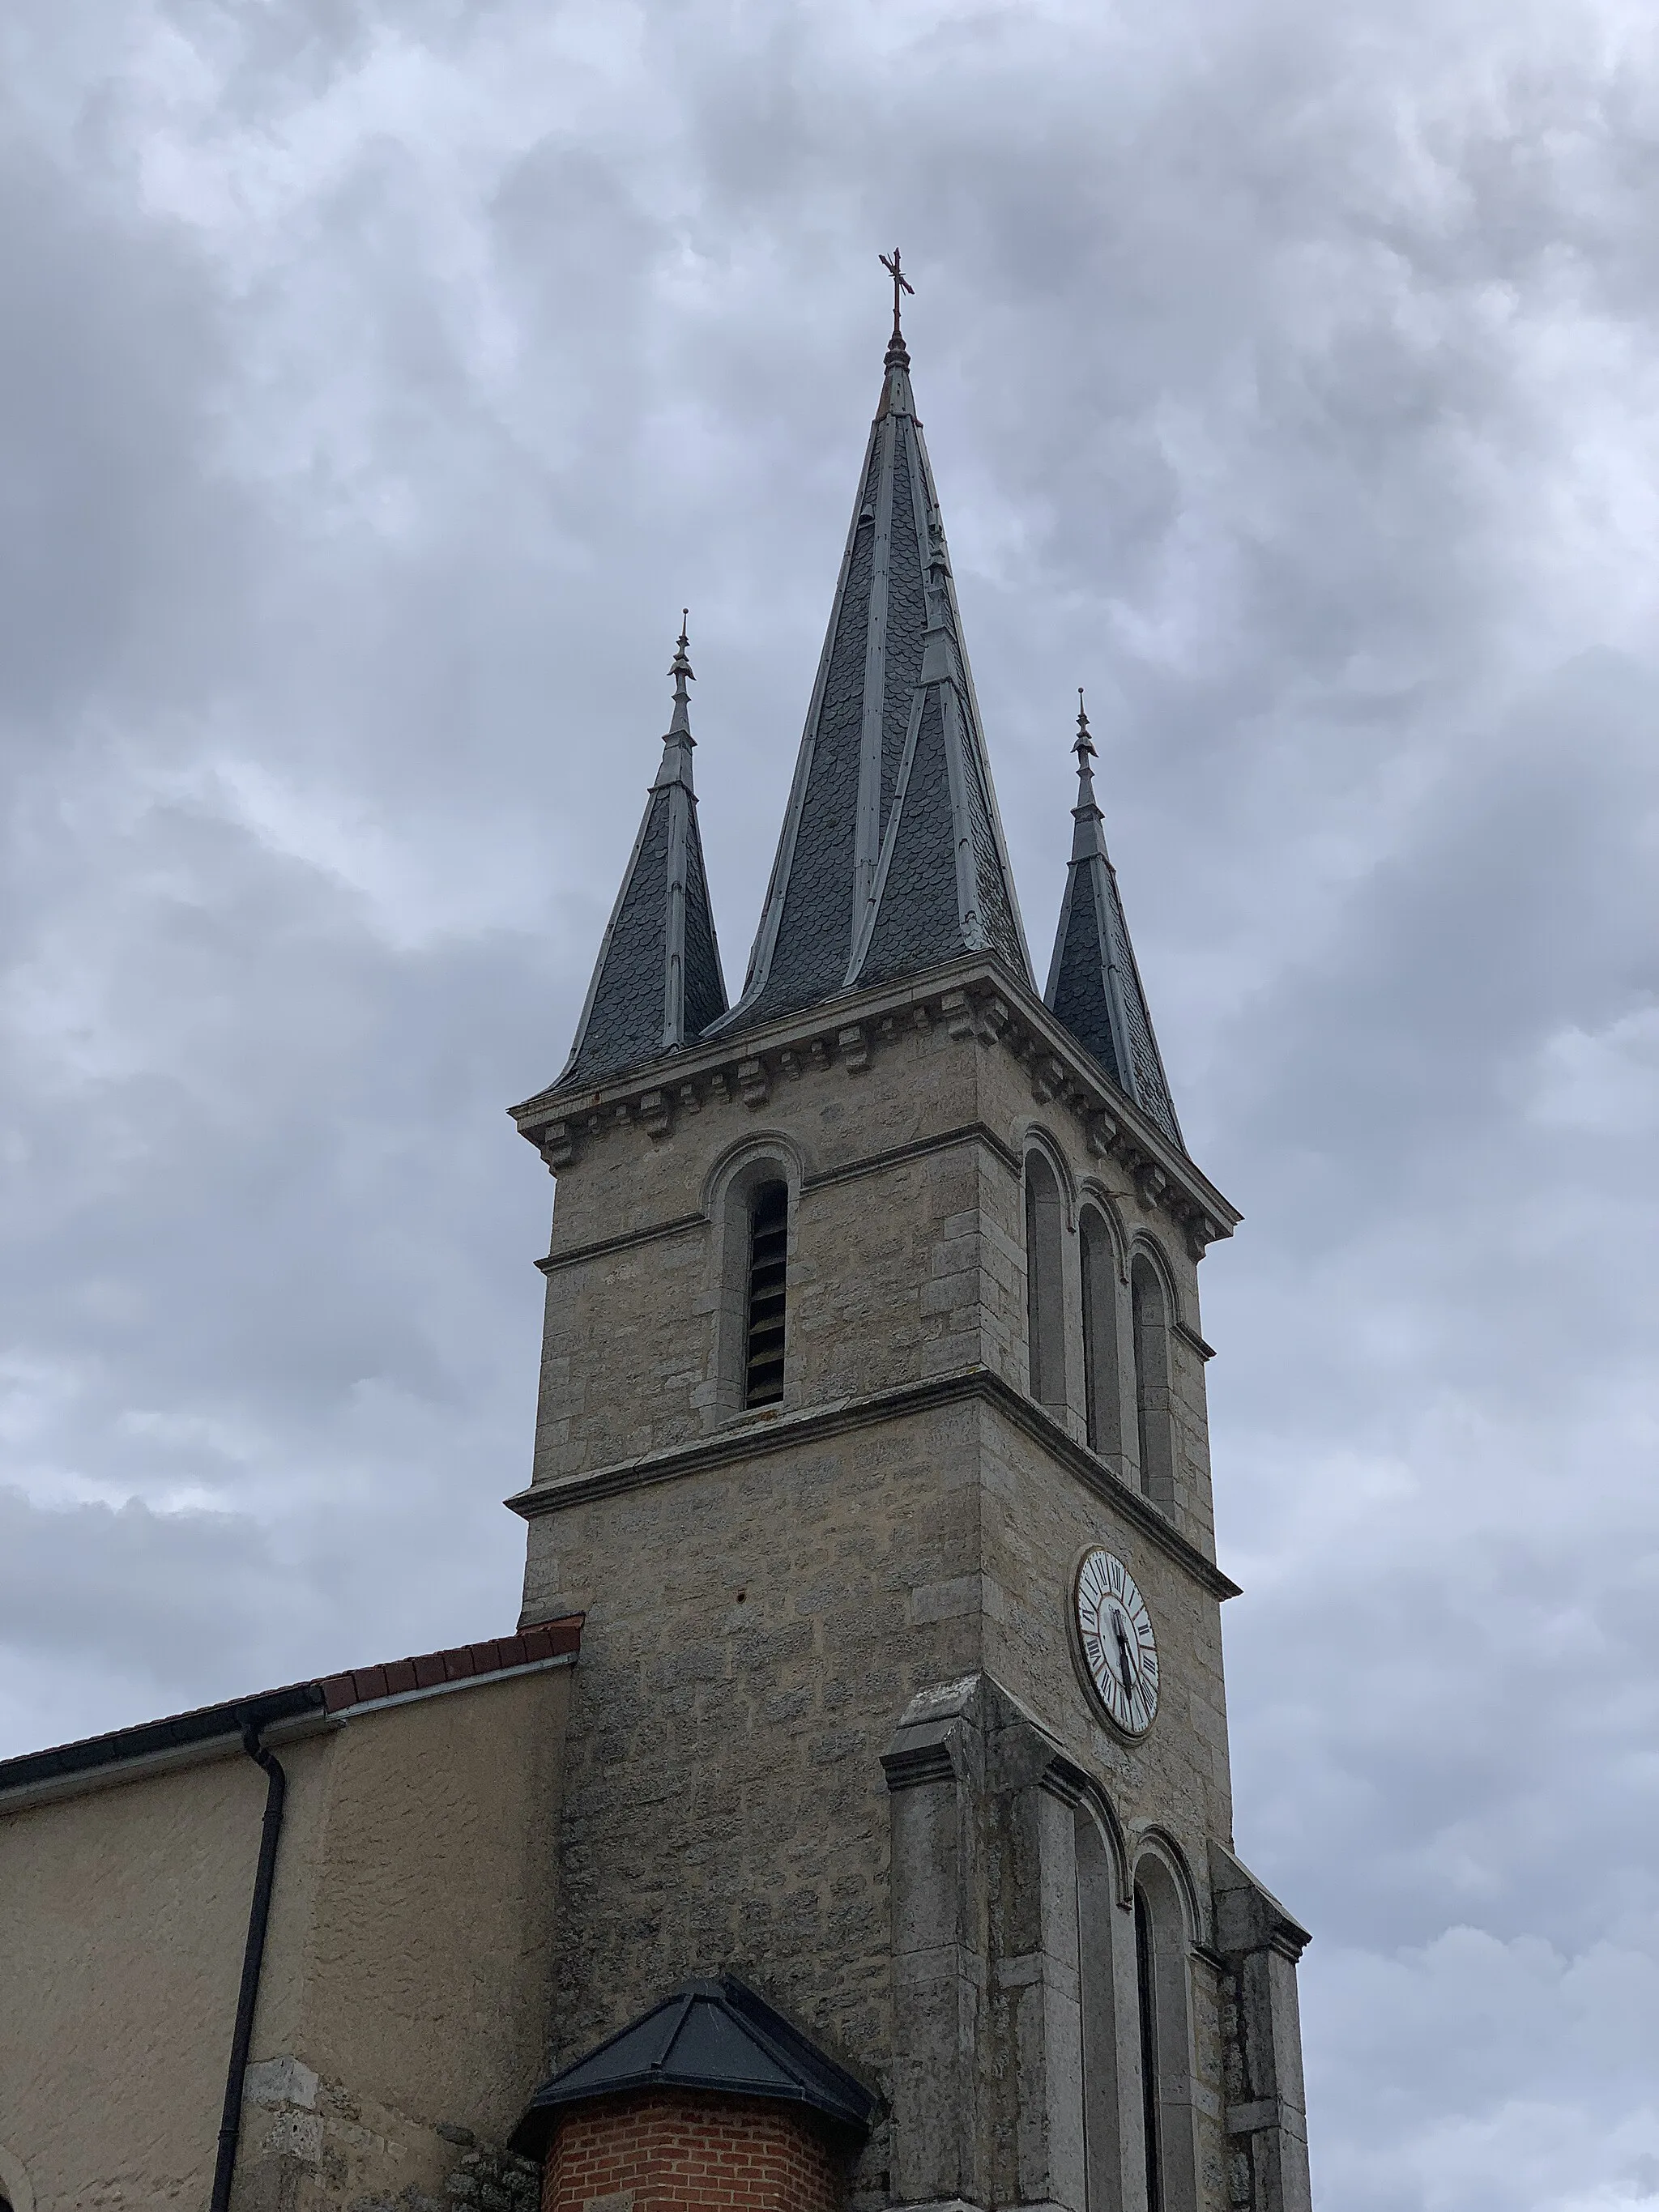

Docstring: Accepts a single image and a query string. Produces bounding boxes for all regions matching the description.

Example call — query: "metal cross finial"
[880,249,914,344]
[1074,688,1096,761]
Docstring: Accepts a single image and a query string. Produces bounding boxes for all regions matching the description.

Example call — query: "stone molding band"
[504,1363,1241,1602]
[534,1122,1024,1278]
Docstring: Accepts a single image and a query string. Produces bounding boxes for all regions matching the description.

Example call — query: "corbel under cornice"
[509,957,1239,1261]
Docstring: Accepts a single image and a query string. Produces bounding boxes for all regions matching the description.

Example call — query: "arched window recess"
[705,1139,804,1421]
[1130,1839,1202,2212]
[1079,1200,1126,1468]
[744,1180,788,1406]
[1023,1144,1069,1416]
[1129,1242,1178,1515]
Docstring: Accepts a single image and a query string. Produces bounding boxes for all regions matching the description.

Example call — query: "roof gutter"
[208,1718,288,2212]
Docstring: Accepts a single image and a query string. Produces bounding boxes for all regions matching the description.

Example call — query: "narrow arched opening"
[744,1179,789,1406]
[1077,1807,1128,2212]
[1133,1882,1163,2212]
[1080,1208,1123,1464]
[1132,1857,1200,2212]
[1025,1150,1067,1413]
[1130,1255,1175,1511]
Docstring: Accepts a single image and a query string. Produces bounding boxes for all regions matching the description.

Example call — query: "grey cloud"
[2,2,1657,2207]
[0,147,254,731]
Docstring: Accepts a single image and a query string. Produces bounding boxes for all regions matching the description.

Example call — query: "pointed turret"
[556,619,728,1089]
[720,268,1030,1031]
[1044,696,1183,1147]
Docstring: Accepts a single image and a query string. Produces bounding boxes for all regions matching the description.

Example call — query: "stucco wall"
[0,1744,283,2210]
[0,1661,571,2212]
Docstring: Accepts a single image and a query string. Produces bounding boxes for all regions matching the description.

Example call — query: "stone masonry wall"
[518,1396,986,2113]
[529,1012,1026,1488]
[970,1038,1219,1562]
[518,978,1243,2210]
[527,999,1218,1564]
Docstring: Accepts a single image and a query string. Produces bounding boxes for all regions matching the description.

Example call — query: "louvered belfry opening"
[744,1182,789,1406]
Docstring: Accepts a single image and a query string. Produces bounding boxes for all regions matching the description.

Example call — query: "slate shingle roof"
[546,324,1185,1125]
[510,1975,876,2156]
[719,322,1030,1032]
[1044,704,1183,1149]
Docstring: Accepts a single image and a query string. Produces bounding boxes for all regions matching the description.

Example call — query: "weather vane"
[880,248,914,344]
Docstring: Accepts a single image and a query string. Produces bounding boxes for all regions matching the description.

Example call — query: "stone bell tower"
[504,292,1313,2212]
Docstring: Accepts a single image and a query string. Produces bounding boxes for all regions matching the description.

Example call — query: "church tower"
[505,288,1313,2212]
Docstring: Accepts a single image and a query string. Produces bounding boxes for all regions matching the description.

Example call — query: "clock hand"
[1113,1612,1139,1701]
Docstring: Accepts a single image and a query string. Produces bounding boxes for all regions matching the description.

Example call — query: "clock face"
[1074,1548,1160,1737]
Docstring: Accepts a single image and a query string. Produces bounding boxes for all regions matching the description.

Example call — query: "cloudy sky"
[3,2,1657,2206]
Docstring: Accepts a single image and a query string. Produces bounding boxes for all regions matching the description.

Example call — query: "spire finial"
[666,612,695,745]
[1073,688,1095,764]
[1070,688,1102,836]
[879,248,914,368]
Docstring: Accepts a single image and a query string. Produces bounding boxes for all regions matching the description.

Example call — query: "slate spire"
[1044,695,1182,1146]
[719,279,1030,1031]
[556,617,728,1089]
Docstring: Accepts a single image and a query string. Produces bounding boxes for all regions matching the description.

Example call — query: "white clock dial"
[1074,1548,1160,1737]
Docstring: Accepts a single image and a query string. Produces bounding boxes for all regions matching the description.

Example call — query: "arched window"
[1025,1151,1067,1412]
[1079,1208,1123,1463]
[709,1147,800,1420]
[744,1179,789,1406]
[1130,1255,1175,1511]
[1132,1857,1200,2212]
[1134,1883,1164,2212]
[1077,1806,1130,2212]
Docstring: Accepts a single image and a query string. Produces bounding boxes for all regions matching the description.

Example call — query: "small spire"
[553,614,727,1088]
[1045,692,1183,1146]
[880,248,914,369]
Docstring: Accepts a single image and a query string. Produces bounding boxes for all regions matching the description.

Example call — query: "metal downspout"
[208,1719,288,2212]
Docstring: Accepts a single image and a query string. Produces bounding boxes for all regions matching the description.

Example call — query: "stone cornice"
[503,1363,1242,1603]
[508,957,1239,1260]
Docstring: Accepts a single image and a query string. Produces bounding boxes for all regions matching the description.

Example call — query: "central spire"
[720,267,1030,1032]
